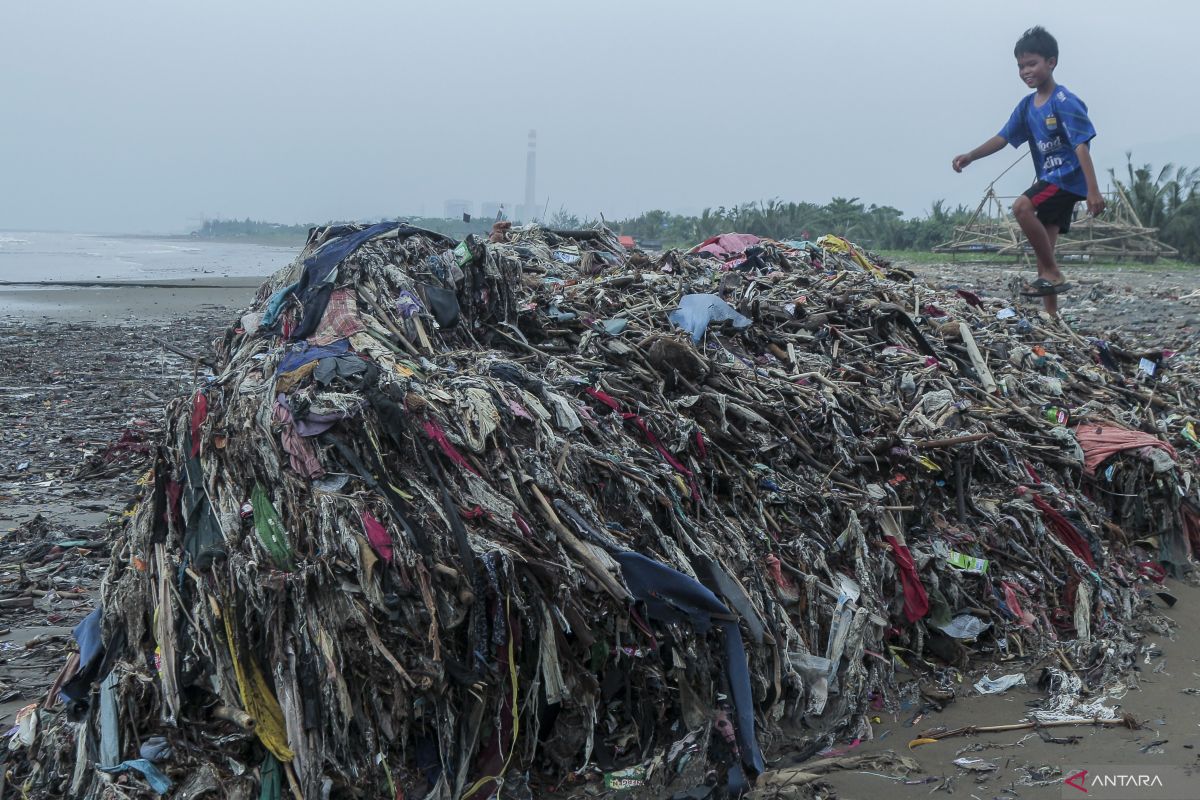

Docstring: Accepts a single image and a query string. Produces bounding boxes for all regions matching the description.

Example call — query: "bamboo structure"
[935,184,1178,262]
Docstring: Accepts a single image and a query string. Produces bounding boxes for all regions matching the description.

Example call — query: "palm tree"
[1111,153,1198,228]
[824,197,865,238]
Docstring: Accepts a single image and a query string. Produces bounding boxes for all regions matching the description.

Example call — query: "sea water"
[0,231,294,284]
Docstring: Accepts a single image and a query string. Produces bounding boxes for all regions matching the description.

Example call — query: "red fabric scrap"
[884,535,930,623]
[360,511,394,563]
[584,387,622,411]
[1000,580,1035,628]
[626,414,692,478]
[1183,504,1200,561]
[1032,495,1096,568]
[1136,561,1167,584]
[421,419,480,476]
[189,392,208,456]
[955,289,983,308]
[586,387,699,500]
[165,480,182,528]
[512,512,533,539]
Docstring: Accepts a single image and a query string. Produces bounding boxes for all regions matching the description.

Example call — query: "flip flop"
[1020,277,1071,297]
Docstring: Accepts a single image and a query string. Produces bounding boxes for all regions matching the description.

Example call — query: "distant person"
[952,26,1105,314]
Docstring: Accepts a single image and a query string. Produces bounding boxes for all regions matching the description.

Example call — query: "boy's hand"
[952,154,973,172]
[1086,192,1106,217]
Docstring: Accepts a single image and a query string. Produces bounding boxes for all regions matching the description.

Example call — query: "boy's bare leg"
[1043,224,1061,314]
[1013,196,1065,313]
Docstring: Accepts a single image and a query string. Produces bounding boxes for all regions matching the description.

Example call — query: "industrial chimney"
[523,130,537,222]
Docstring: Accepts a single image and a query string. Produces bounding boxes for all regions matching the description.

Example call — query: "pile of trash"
[7,222,1197,798]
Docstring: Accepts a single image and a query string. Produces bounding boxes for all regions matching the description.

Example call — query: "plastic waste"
[668,294,752,343]
[974,673,1027,694]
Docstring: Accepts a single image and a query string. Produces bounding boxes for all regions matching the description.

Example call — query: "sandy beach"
[0,276,265,324]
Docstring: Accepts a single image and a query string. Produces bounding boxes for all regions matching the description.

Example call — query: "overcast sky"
[2,0,1197,233]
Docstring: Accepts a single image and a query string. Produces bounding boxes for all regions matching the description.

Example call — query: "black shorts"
[1023,181,1085,233]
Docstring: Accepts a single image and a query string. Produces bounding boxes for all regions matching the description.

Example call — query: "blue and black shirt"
[998,85,1097,197]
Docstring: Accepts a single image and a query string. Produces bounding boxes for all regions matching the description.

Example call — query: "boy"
[952,26,1105,314]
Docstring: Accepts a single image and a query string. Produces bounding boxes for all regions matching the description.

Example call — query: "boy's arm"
[952,136,1007,173]
[1075,142,1106,216]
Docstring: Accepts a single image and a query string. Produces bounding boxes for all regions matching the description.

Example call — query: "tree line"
[193,156,1199,260]
[597,155,1199,259]
[593,199,974,253]
[1112,155,1200,261]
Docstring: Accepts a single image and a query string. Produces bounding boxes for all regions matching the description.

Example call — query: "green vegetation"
[610,199,973,252]
[191,157,1199,261]
[192,216,495,246]
[194,219,309,245]
[1112,155,1200,261]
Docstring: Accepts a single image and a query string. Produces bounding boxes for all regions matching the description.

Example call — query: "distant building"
[444,199,472,220]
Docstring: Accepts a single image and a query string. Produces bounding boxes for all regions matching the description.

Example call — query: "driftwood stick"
[915,432,995,449]
[526,482,630,601]
[913,712,1139,746]
[153,337,215,367]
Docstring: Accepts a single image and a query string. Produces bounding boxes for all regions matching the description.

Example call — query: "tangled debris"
[5,222,1198,798]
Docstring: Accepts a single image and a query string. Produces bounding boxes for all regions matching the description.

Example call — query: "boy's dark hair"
[1015,26,1058,60]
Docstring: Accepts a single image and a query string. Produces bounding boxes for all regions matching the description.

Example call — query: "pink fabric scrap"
[272,396,325,479]
[690,232,762,259]
[763,554,800,600]
[1073,424,1177,476]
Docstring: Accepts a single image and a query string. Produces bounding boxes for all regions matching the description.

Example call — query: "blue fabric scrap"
[73,608,103,672]
[276,339,350,375]
[97,759,172,794]
[615,551,765,777]
[260,281,301,329]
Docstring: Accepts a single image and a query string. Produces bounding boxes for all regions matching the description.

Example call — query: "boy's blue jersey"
[998,85,1096,197]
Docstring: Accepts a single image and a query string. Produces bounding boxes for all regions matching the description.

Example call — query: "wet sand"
[0,286,245,728]
[0,276,265,324]
[901,258,1200,350]
[819,579,1200,799]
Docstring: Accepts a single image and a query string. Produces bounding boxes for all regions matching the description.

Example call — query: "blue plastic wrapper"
[668,294,751,343]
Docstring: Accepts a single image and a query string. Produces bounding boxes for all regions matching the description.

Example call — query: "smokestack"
[524,130,537,222]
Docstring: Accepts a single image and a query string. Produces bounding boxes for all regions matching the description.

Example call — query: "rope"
[989,150,1030,190]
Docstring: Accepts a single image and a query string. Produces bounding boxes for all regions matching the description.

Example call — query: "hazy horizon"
[3,0,1197,234]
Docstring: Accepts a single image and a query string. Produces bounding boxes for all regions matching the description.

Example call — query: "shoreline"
[0,275,266,289]
[0,277,268,323]
[115,232,308,247]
